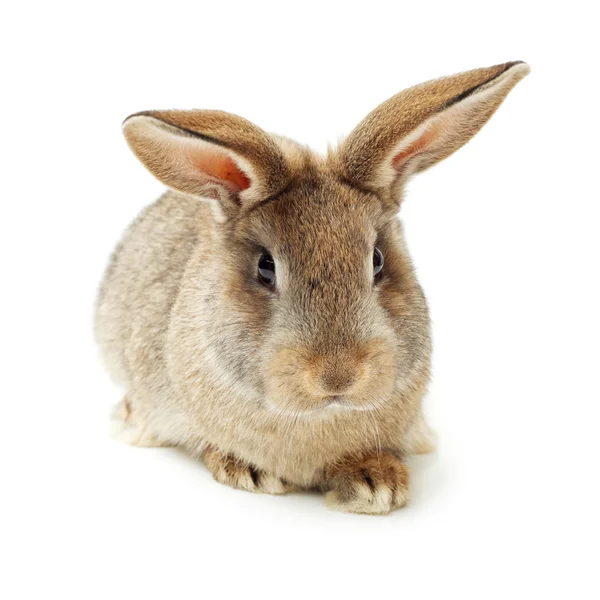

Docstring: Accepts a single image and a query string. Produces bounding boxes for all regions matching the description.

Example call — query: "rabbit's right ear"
[336,61,530,209]
[122,110,289,218]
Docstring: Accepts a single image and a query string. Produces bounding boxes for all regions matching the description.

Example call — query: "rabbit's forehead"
[258,179,380,257]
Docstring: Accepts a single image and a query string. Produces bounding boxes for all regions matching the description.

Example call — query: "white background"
[2,1,599,598]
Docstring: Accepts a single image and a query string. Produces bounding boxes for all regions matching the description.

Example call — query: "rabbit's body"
[97,183,432,489]
[97,62,529,513]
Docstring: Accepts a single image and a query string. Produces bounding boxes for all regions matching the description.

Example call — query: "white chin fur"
[263,397,378,419]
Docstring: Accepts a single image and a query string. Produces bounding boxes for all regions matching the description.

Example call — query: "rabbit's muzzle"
[264,337,396,414]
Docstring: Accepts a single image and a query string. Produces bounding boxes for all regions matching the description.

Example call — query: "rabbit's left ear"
[122,110,289,219]
[337,61,530,206]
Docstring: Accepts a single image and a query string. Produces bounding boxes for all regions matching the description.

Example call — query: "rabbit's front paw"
[203,447,297,495]
[324,452,409,515]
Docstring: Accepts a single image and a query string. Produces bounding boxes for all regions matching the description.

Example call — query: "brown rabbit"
[96,62,529,514]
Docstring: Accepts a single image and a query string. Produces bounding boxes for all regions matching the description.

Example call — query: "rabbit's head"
[123,62,529,416]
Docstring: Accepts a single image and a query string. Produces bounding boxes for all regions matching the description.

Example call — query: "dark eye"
[373,247,384,279]
[258,251,276,287]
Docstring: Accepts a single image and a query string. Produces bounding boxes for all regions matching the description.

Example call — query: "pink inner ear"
[186,146,251,192]
[392,118,446,170]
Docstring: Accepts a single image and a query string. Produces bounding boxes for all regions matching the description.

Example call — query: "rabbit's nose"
[318,366,357,396]
[309,355,362,396]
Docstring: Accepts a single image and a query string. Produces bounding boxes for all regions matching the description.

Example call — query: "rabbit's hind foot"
[109,396,168,448]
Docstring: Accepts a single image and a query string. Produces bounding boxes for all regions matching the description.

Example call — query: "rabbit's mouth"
[264,338,398,415]
[323,396,363,411]
[321,396,350,411]
[323,396,383,413]
[263,392,388,418]
[325,395,344,407]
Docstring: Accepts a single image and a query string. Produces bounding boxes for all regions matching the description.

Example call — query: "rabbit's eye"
[258,252,276,287]
[373,247,384,280]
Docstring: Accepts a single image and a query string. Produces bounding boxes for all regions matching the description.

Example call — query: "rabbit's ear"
[338,61,530,206]
[122,110,289,217]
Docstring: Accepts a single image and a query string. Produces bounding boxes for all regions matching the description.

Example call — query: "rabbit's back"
[95,191,210,387]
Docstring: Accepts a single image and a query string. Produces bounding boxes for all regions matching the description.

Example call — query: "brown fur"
[324,452,410,514]
[203,446,298,494]
[96,62,529,514]
[336,61,528,192]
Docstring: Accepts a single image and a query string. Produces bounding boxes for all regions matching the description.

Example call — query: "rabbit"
[95,61,529,514]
